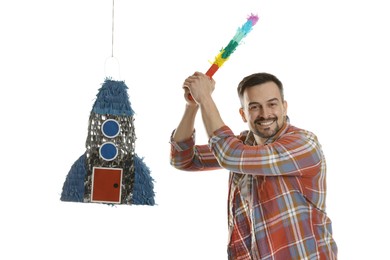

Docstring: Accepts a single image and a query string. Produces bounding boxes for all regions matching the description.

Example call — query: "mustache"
[254,117,277,124]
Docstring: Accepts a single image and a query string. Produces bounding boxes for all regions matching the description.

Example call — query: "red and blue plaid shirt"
[170,120,337,259]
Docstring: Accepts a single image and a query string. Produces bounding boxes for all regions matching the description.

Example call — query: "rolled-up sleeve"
[170,129,221,171]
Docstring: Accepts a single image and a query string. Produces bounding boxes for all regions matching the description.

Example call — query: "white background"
[1,0,389,259]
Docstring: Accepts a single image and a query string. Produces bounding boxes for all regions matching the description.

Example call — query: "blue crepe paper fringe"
[92,78,135,116]
[60,154,86,202]
[132,154,155,205]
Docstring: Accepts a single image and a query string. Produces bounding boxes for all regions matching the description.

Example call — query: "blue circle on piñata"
[99,142,118,161]
[102,119,120,138]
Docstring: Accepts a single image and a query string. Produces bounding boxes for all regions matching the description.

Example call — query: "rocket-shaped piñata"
[60,78,155,205]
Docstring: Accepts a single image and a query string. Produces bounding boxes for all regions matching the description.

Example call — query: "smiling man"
[239,79,287,145]
[170,72,338,259]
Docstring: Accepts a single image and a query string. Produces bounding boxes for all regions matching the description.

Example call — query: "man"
[170,72,337,259]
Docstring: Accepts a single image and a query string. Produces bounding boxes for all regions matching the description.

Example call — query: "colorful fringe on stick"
[205,14,259,78]
[188,13,258,101]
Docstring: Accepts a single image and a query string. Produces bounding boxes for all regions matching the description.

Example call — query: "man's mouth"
[256,119,276,127]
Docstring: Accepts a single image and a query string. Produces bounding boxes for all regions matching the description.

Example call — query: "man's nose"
[259,106,269,118]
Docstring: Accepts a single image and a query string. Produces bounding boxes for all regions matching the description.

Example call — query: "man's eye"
[249,105,260,110]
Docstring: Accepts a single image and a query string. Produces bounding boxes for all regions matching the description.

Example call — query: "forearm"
[170,143,222,171]
[172,104,199,142]
[199,96,225,138]
[170,126,222,171]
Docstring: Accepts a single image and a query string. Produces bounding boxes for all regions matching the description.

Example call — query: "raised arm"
[172,82,199,142]
[170,72,223,171]
[183,71,225,138]
[209,125,324,177]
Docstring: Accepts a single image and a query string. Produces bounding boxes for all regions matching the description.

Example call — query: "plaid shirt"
[170,121,337,259]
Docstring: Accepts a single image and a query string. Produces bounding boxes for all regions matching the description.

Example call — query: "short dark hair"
[237,72,284,102]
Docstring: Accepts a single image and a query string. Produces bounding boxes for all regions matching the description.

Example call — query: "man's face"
[239,82,287,143]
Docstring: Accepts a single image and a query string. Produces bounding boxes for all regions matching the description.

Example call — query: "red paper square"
[91,167,123,203]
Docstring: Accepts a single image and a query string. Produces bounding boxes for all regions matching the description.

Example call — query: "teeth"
[258,120,274,126]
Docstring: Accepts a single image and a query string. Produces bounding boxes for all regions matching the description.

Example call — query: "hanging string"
[111,0,115,57]
[105,0,120,80]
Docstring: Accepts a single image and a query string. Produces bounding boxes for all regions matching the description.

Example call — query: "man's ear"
[239,107,247,122]
[283,100,288,117]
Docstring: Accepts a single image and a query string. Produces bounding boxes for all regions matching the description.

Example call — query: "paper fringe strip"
[206,14,259,77]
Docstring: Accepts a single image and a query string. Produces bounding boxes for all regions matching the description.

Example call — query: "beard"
[252,117,282,139]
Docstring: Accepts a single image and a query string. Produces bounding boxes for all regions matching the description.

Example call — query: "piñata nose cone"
[92,79,135,116]
[60,78,155,206]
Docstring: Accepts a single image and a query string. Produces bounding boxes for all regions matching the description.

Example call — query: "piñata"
[60,79,155,206]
